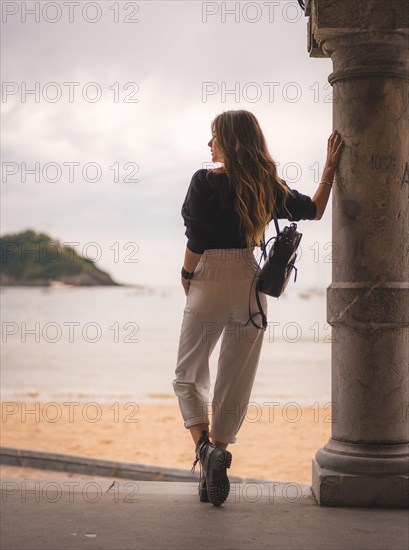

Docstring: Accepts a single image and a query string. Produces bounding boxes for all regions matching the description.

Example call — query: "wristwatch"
[181,267,194,280]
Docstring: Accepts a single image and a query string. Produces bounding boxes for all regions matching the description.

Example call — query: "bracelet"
[320,181,333,186]
[181,267,194,280]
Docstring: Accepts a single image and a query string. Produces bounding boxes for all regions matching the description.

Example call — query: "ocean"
[1,285,332,408]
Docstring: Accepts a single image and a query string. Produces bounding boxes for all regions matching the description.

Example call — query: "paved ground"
[1,477,408,550]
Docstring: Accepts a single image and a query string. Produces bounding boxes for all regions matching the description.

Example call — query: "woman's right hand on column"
[321,130,344,185]
[312,130,344,219]
[325,130,344,170]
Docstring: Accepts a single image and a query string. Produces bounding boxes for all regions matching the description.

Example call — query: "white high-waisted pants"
[172,247,267,445]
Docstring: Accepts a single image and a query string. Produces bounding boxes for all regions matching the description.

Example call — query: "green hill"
[0,229,121,286]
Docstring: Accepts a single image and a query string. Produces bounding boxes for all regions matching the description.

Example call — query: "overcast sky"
[1,0,337,288]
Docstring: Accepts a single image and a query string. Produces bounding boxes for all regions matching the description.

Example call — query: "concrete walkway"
[1,477,408,550]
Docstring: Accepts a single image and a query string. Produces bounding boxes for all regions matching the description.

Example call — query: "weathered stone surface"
[306,0,409,57]
[312,460,408,508]
[306,0,409,508]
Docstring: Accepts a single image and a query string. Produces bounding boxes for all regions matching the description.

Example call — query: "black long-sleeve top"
[181,168,317,254]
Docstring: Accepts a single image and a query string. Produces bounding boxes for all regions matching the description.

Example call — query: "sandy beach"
[0,401,332,483]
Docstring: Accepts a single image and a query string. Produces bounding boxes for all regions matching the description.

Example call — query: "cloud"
[1,0,336,286]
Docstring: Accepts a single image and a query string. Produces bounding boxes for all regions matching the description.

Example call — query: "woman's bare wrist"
[322,164,335,183]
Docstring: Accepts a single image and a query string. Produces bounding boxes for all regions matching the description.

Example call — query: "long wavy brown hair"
[209,110,292,246]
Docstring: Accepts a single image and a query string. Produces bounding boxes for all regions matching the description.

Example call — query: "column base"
[312,439,409,508]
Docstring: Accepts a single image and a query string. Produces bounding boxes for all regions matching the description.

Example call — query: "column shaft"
[305,6,409,507]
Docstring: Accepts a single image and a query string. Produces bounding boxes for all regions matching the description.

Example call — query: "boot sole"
[206,449,232,507]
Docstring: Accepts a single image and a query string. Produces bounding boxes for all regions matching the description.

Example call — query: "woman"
[172,110,344,507]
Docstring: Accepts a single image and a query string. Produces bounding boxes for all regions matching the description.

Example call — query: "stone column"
[305,0,409,508]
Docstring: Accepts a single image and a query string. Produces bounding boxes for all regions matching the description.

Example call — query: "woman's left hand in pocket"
[181,277,191,296]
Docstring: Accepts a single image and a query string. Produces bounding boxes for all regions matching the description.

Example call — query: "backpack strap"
[260,229,267,261]
[261,218,279,261]
[246,219,281,331]
[246,278,268,331]
[254,284,268,330]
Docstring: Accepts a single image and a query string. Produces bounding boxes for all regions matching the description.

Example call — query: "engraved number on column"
[369,155,397,171]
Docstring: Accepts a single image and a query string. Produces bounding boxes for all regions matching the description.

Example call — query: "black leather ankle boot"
[199,475,209,502]
[194,431,232,507]
[192,431,210,503]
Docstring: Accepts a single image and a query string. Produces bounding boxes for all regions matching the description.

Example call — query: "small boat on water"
[48,280,73,289]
